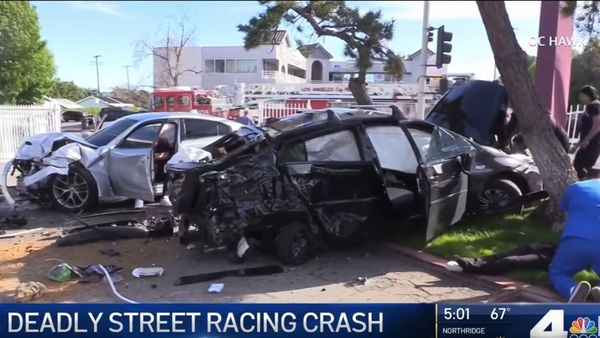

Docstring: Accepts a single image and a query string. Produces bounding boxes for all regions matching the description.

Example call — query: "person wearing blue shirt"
[549,179,600,302]
[237,109,255,126]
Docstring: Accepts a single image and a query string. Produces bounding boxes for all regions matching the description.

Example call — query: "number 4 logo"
[530,310,568,338]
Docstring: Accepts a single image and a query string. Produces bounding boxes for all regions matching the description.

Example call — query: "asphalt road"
[0,203,495,303]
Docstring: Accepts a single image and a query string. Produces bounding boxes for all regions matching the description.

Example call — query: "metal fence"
[566,104,585,145]
[0,103,61,162]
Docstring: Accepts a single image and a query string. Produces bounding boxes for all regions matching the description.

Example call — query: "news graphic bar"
[437,304,600,338]
[0,303,435,338]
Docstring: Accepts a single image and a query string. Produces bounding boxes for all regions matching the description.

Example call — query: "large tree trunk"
[477,1,576,227]
[348,77,373,105]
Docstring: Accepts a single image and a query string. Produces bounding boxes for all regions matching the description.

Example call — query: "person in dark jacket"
[574,86,600,179]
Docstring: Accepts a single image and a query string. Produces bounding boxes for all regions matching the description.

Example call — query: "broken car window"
[428,127,474,162]
[366,125,418,173]
[282,130,361,163]
[121,123,162,148]
[406,128,432,162]
[280,142,307,162]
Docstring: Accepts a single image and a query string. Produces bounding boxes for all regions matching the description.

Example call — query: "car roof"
[123,112,237,124]
[265,108,396,135]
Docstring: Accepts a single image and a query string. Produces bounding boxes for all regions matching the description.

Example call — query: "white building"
[153,30,448,89]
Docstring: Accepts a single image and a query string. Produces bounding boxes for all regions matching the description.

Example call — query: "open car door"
[406,124,474,241]
[107,123,162,202]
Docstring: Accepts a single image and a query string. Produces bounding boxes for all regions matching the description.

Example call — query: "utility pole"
[416,0,430,120]
[93,55,101,95]
[124,65,132,91]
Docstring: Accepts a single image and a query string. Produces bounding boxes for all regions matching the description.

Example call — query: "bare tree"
[135,14,200,88]
[477,1,577,226]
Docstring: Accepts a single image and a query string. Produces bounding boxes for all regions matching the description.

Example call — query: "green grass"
[395,209,600,286]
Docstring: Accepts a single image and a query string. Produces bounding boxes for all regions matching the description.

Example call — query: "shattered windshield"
[85,118,137,147]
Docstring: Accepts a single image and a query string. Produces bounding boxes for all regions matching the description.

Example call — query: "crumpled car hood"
[479,145,534,167]
[15,133,96,161]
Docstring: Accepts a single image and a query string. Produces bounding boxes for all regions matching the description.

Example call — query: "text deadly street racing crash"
[169,108,546,265]
[1,113,244,211]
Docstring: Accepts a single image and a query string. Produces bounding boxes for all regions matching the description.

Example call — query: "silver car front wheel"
[49,165,98,212]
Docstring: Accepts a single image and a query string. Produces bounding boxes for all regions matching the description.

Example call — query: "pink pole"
[534,1,574,127]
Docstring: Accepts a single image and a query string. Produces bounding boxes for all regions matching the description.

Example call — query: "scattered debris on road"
[132,267,164,278]
[174,265,285,286]
[208,283,224,293]
[14,281,47,302]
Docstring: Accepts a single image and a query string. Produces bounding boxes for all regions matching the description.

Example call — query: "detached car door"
[405,123,474,241]
[108,122,162,202]
[280,128,386,241]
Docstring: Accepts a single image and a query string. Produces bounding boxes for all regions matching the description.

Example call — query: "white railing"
[244,82,438,98]
[257,100,309,123]
[566,104,585,145]
[256,99,433,123]
[0,103,61,162]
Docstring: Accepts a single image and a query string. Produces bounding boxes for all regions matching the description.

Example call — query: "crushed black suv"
[168,108,545,265]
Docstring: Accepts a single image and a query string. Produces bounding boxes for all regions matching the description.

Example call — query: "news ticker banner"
[1,303,600,338]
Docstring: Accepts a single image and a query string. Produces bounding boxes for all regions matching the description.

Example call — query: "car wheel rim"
[291,231,308,258]
[479,188,511,210]
[52,172,89,209]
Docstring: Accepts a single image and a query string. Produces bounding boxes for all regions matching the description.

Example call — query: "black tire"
[275,222,313,266]
[479,178,522,212]
[48,164,98,212]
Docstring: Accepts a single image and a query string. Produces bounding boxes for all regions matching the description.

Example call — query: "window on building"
[204,60,215,73]
[247,60,257,73]
[235,59,257,73]
[225,59,236,73]
[331,73,344,82]
[215,60,225,73]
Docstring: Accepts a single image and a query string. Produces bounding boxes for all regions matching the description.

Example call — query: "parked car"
[1,113,244,212]
[62,110,89,122]
[98,108,147,126]
[168,108,545,265]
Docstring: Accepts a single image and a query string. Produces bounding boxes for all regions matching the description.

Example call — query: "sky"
[31,1,549,92]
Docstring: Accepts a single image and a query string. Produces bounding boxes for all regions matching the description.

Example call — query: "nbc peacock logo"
[570,317,598,338]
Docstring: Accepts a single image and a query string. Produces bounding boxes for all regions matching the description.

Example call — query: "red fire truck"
[152,87,241,119]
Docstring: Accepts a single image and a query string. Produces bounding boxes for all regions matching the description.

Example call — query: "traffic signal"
[427,26,434,42]
[436,25,453,68]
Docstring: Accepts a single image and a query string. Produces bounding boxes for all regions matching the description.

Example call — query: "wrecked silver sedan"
[169,108,546,265]
[1,113,244,212]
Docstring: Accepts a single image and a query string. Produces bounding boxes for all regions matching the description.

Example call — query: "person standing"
[237,109,256,126]
[549,179,600,302]
[574,86,600,179]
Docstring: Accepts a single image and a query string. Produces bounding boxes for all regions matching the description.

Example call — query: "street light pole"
[416,0,430,120]
[124,65,132,91]
[93,55,101,95]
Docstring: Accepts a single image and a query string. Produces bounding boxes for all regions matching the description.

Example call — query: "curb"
[378,242,563,303]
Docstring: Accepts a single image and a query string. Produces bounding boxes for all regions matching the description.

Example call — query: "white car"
[2,112,245,212]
